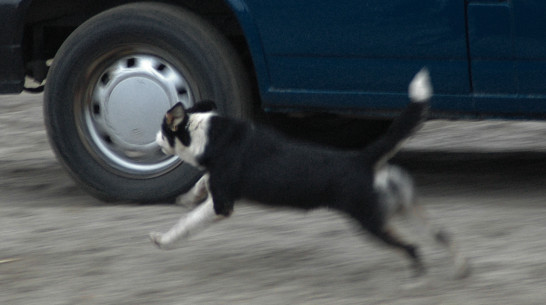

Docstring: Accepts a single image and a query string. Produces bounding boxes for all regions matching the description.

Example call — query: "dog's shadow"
[4,151,545,208]
[395,151,546,204]
[165,243,386,284]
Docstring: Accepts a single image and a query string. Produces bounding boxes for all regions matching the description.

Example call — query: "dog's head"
[156,100,217,167]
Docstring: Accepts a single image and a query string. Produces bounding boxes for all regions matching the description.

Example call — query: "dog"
[151,69,469,278]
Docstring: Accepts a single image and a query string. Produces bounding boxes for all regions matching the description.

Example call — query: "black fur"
[159,71,432,272]
[198,101,428,214]
[171,100,429,269]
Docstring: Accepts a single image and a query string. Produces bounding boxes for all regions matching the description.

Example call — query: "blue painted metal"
[229,0,471,116]
[2,0,546,118]
[224,0,272,102]
[467,0,546,117]
[513,1,546,96]
[227,0,546,119]
[467,2,516,94]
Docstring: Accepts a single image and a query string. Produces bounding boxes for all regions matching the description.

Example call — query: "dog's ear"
[165,102,186,131]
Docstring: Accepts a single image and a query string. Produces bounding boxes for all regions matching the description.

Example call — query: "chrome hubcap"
[83,54,193,176]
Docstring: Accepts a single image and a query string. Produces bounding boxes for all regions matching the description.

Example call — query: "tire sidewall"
[45,4,249,202]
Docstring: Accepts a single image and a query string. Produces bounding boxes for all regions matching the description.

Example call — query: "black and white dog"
[151,69,469,278]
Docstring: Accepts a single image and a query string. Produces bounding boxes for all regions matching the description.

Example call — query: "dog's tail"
[363,68,432,168]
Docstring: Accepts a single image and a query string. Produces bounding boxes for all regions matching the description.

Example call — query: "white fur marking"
[150,196,223,249]
[374,166,415,217]
[408,68,432,103]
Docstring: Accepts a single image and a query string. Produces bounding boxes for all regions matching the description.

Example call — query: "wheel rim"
[76,49,195,177]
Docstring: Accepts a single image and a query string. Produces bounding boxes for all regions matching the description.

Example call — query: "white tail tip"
[409,68,432,103]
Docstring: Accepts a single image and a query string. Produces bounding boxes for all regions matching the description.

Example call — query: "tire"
[44,3,252,202]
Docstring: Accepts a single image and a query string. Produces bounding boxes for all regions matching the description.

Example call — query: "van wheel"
[44,3,251,202]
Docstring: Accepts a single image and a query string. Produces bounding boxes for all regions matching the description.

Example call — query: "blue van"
[1,1,544,201]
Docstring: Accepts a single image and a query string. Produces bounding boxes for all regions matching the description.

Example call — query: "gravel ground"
[1,93,546,304]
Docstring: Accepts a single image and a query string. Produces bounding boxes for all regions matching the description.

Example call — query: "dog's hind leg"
[408,204,470,279]
[375,166,470,278]
[366,223,426,277]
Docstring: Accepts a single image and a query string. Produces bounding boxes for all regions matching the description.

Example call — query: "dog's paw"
[149,232,173,250]
[149,232,164,248]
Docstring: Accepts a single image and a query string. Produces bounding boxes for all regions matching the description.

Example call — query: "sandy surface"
[1,93,546,304]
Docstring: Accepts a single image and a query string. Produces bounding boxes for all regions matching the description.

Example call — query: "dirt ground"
[1,93,546,305]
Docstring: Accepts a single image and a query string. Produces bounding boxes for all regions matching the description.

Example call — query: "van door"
[243,0,470,113]
[468,0,546,116]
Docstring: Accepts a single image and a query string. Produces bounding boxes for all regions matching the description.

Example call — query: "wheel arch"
[21,0,262,108]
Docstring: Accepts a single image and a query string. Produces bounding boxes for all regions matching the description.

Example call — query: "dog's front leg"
[176,174,209,208]
[150,196,225,250]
